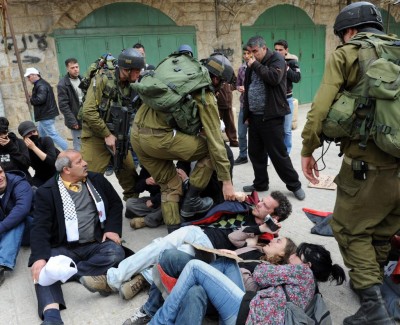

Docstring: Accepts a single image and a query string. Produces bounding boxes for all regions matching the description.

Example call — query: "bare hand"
[234,192,247,202]
[238,86,245,93]
[176,168,189,182]
[247,57,256,67]
[146,177,156,186]
[102,232,121,245]
[222,181,235,200]
[301,156,319,184]
[146,200,153,208]
[24,137,36,150]
[104,134,117,155]
[72,124,80,130]
[31,259,47,284]
[0,135,10,146]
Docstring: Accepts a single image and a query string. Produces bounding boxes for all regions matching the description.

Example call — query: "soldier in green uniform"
[131,54,236,232]
[301,2,399,324]
[81,49,145,200]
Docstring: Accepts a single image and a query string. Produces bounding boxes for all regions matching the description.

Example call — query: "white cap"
[38,255,77,286]
[24,67,40,77]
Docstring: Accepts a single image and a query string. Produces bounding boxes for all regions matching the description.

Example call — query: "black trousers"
[248,115,301,191]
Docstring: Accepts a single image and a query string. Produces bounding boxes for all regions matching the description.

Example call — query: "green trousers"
[331,161,400,290]
[131,127,215,225]
[81,136,138,200]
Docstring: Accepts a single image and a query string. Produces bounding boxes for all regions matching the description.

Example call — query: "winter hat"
[38,255,78,286]
[0,117,9,134]
[18,120,37,137]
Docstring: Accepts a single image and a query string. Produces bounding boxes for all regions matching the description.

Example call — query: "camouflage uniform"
[131,90,231,225]
[81,70,138,200]
[302,38,400,290]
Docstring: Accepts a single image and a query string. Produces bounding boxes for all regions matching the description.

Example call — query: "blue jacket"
[0,170,33,234]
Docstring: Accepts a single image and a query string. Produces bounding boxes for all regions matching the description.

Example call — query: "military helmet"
[202,53,234,82]
[333,1,384,35]
[118,48,145,70]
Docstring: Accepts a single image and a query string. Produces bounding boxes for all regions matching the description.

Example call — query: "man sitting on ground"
[29,149,125,325]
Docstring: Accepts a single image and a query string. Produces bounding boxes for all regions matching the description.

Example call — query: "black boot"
[343,285,395,325]
[167,224,181,234]
[180,186,213,218]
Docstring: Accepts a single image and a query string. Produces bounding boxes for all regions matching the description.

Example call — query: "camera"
[264,215,279,232]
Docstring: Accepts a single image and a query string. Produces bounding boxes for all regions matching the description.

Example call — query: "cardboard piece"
[308,174,337,190]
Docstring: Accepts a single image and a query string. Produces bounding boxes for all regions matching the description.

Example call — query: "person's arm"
[5,138,31,170]
[286,59,301,83]
[0,178,33,234]
[57,80,79,128]
[30,82,48,106]
[250,54,285,86]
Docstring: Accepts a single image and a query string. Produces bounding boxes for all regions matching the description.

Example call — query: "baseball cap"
[38,255,78,286]
[24,67,40,77]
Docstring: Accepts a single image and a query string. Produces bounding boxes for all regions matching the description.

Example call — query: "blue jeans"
[237,107,248,158]
[70,129,82,151]
[107,226,213,290]
[283,97,294,154]
[0,221,25,269]
[150,259,245,325]
[38,119,68,151]
[35,240,124,318]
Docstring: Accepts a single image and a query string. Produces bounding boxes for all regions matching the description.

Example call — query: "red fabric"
[302,208,332,218]
[157,264,177,293]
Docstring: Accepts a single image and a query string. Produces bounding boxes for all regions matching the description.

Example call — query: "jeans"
[283,97,294,154]
[0,221,25,269]
[38,119,68,151]
[237,107,248,158]
[150,259,245,325]
[35,240,124,318]
[107,226,213,290]
[70,129,82,151]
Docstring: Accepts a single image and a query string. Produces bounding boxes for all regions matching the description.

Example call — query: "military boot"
[343,285,395,325]
[180,186,213,218]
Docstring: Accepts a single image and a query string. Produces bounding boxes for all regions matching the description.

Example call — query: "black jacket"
[134,167,161,209]
[0,132,31,183]
[285,56,301,97]
[57,74,82,129]
[243,48,289,122]
[28,172,123,266]
[30,78,59,122]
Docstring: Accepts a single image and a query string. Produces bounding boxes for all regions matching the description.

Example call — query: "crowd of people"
[1,2,400,324]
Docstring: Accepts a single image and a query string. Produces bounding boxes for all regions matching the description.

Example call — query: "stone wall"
[1,0,399,130]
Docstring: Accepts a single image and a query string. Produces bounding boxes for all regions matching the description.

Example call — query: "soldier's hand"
[222,180,236,200]
[301,155,319,184]
[104,134,117,155]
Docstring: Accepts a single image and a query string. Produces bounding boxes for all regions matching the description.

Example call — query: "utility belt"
[343,155,399,180]
[132,124,169,135]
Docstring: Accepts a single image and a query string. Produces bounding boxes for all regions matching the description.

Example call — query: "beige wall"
[1,0,399,129]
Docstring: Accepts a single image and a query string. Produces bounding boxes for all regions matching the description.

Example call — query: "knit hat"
[0,117,9,134]
[38,255,78,286]
[18,120,37,137]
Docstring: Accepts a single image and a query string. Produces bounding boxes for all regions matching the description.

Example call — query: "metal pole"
[3,0,34,120]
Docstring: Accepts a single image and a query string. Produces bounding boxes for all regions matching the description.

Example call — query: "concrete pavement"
[0,104,361,324]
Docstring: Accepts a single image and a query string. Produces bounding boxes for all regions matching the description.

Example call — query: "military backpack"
[322,33,400,157]
[132,52,212,135]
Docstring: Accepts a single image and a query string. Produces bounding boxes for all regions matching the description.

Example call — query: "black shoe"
[292,188,305,200]
[343,285,395,325]
[180,196,213,218]
[243,184,268,192]
[234,156,248,165]
[0,267,5,286]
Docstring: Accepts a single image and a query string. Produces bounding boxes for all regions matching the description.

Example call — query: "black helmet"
[202,53,234,82]
[334,2,384,36]
[118,48,145,70]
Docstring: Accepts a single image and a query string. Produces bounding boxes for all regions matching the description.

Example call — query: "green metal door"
[53,3,196,76]
[241,4,326,104]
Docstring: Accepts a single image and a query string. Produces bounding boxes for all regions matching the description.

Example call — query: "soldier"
[131,53,236,233]
[301,2,399,324]
[81,48,145,200]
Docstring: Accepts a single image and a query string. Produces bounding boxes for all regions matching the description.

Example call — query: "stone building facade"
[1,0,399,131]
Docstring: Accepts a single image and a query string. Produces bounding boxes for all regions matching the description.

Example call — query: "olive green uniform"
[81,71,138,200]
[302,37,400,290]
[131,90,231,225]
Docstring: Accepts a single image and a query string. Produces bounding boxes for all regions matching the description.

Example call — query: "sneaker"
[293,188,306,200]
[80,275,113,296]
[0,267,5,287]
[243,184,268,192]
[119,274,148,300]
[122,307,152,325]
[234,156,248,165]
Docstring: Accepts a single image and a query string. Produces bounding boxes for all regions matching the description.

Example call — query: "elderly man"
[0,164,33,286]
[29,149,125,325]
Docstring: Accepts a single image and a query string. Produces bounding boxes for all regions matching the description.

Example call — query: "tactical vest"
[322,33,400,158]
